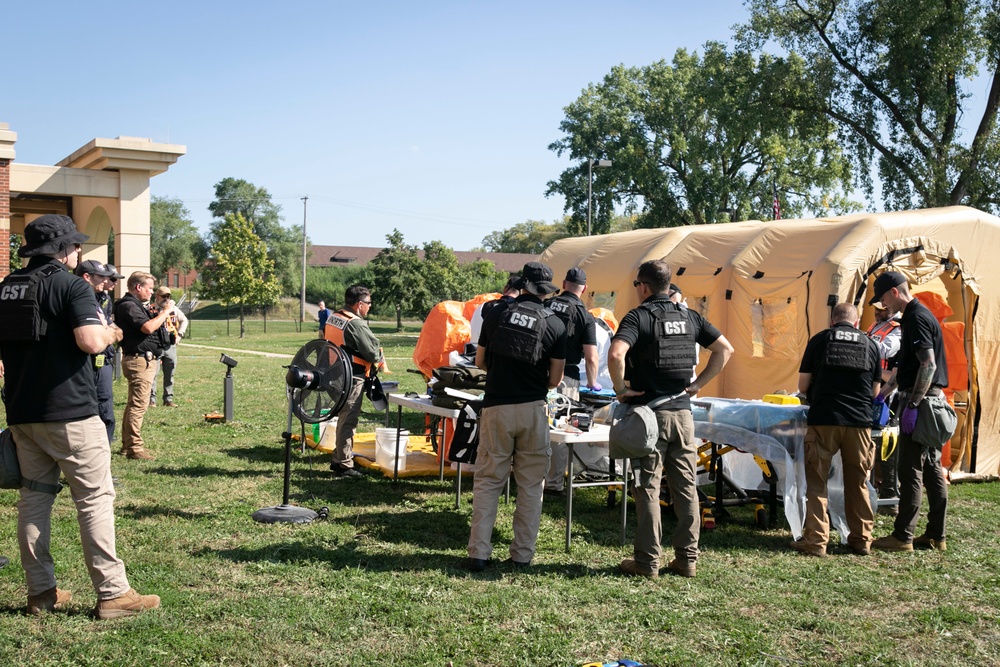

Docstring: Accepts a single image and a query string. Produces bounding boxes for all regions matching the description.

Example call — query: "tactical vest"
[545,294,581,339]
[490,301,549,364]
[0,264,62,342]
[636,302,697,380]
[324,309,372,374]
[822,326,873,372]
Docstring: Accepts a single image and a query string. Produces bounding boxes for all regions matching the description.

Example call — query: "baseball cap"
[75,259,115,278]
[155,286,172,297]
[105,264,125,280]
[868,271,907,305]
[668,283,682,297]
[565,267,587,285]
[515,262,558,295]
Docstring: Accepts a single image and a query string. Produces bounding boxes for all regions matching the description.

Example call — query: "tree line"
[151,179,510,333]
[546,0,1000,234]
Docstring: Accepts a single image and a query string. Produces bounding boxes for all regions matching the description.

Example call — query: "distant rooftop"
[312,245,537,274]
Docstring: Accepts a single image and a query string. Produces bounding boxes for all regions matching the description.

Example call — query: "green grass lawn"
[1,319,998,666]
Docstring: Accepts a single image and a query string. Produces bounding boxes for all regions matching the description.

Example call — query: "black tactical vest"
[490,301,549,364]
[822,326,873,372]
[546,294,583,339]
[0,264,62,342]
[637,302,697,380]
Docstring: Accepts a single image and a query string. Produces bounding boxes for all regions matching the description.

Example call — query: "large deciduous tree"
[207,178,301,296]
[369,229,427,331]
[205,213,281,338]
[738,0,1000,212]
[150,196,200,284]
[480,219,572,253]
[547,43,854,231]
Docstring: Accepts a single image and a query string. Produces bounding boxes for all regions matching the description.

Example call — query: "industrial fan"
[252,339,353,524]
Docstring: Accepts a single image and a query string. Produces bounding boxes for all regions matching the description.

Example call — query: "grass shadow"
[116,504,213,521]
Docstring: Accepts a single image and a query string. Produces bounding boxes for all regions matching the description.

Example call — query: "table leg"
[565,442,575,552]
[455,461,462,509]
[393,406,403,482]
[620,458,629,545]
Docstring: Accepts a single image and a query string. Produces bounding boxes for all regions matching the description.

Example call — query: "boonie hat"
[105,264,125,280]
[869,271,907,305]
[565,267,587,285]
[155,286,172,297]
[516,262,559,295]
[19,214,89,258]
[75,259,115,278]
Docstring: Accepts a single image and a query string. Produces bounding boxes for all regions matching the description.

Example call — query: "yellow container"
[761,393,801,405]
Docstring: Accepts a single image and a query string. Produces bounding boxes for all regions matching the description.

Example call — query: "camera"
[220,353,239,369]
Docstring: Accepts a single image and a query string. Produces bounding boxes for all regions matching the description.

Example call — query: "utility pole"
[300,196,308,328]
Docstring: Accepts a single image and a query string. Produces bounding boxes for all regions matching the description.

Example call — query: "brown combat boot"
[27,587,73,615]
[95,588,161,620]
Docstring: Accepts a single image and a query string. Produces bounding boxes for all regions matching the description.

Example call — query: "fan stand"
[252,390,319,524]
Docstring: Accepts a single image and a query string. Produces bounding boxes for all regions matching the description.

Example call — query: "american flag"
[772,184,781,220]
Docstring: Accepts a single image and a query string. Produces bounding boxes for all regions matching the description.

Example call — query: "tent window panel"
[592,292,616,311]
[751,297,798,360]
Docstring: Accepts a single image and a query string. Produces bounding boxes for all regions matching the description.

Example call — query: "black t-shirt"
[1,258,102,424]
[545,292,597,378]
[896,297,949,391]
[799,322,881,427]
[114,293,160,355]
[481,295,516,323]
[479,294,567,407]
[613,296,721,411]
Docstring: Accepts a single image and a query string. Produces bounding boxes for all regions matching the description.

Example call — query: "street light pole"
[300,196,308,329]
[586,158,612,236]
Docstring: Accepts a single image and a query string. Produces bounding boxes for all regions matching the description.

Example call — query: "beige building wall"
[0,123,185,296]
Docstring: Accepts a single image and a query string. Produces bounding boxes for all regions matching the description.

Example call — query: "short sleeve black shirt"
[114,293,155,355]
[613,296,721,411]
[799,323,881,426]
[896,297,949,391]
[1,258,102,424]
[479,294,567,407]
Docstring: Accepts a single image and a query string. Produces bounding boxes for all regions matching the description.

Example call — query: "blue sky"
[4,1,753,250]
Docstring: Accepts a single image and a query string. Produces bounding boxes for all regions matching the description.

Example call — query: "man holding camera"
[149,285,188,408]
[0,214,159,618]
[114,272,174,460]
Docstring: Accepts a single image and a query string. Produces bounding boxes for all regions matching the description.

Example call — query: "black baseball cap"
[105,264,125,280]
[565,267,587,285]
[869,271,907,305]
[668,283,682,297]
[75,259,115,278]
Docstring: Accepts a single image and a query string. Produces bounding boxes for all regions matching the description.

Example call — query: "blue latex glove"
[588,383,603,392]
[901,405,919,434]
[874,394,886,405]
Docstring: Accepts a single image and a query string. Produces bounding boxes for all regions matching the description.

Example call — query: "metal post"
[300,196,308,330]
[587,159,593,236]
[224,368,234,422]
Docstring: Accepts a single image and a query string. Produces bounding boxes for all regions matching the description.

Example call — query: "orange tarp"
[590,307,619,332]
[463,293,500,321]
[412,301,470,378]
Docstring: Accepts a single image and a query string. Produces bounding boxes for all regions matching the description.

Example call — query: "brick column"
[0,158,9,278]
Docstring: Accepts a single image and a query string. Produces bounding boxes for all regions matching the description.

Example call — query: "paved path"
[180,343,291,359]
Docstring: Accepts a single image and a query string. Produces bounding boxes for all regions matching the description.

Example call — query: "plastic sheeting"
[692,397,874,542]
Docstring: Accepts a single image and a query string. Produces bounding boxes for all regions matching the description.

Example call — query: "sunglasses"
[632,280,648,287]
[361,299,373,305]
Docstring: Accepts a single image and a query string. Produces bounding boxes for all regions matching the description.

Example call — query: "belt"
[124,351,155,360]
[902,387,943,397]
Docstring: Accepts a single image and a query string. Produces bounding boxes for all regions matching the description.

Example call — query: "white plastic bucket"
[375,427,409,472]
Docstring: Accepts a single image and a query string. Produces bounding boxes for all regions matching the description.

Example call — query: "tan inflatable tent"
[539,206,1000,476]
